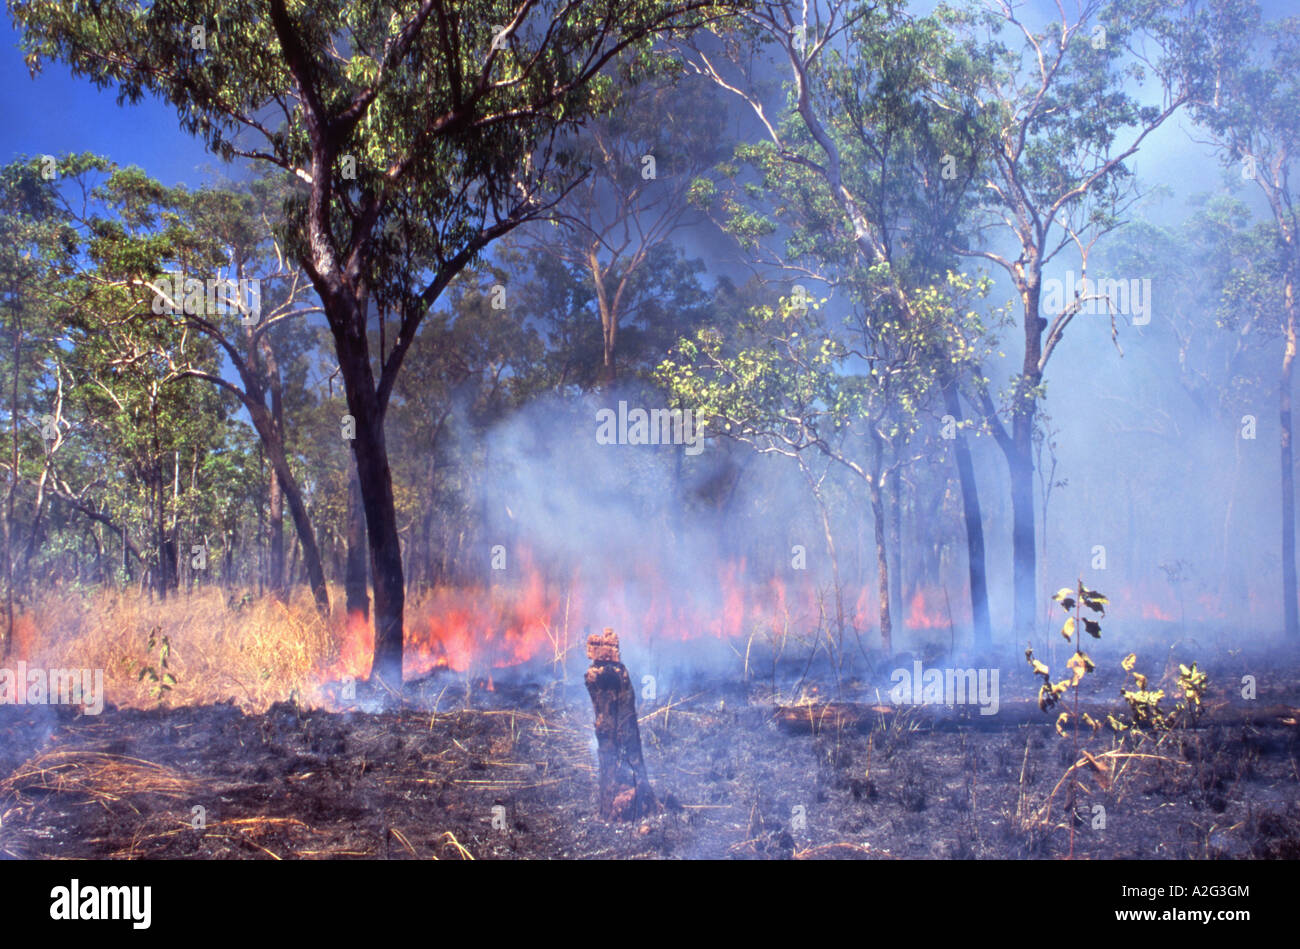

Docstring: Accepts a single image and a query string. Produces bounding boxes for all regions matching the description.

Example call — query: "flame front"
[319,553,941,684]
[317,564,1271,687]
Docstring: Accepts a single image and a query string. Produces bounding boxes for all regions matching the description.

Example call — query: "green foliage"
[1026,579,1107,720]
[137,626,177,701]
[1030,583,1209,737]
[1113,652,1209,733]
[0,154,329,595]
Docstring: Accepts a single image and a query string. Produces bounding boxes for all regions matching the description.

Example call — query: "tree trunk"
[269,453,329,614]
[1010,269,1045,637]
[869,475,892,654]
[288,533,301,592]
[335,349,404,690]
[589,247,618,387]
[1009,429,1037,636]
[942,379,992,650]
[244,403,329,616]
[799,459,845,643]
[171,449,181,590]
[261,335,288,601]
[888,467,903,637]
[346,456,369,619]
[2,300,19,658]
[154,455,169,602]
[584,629,656,820]
[1281,274,1298,639]
[268,469,285,601]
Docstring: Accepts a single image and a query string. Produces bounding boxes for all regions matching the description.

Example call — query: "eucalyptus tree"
[1173,0,1300,638]
[512,65,728,386]
[0,156,77,651]
[11,0,737,688]
[35,160,237,601]
[0,162,150,591]
[927,0,1190,636]
[13,159,335,612]
[677,0,1002,647]
[138,176,333,612]
[1,156,219,611]
[661,273,997,654]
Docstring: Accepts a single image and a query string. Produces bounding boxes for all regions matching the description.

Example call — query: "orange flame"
[319,549,931,685]
[905,589,949,630]
[1141,601,1176,622]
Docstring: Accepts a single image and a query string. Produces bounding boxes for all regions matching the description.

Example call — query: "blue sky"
[3,8,1230,201]
[1,20,213,187]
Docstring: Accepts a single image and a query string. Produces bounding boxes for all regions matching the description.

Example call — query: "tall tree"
[679,0,1001,647]
[12,0,734,689]
[0,156,72,651]
[514,65,726,386]
[34,163,336,612]
[149,178,333,613]
[1175,0,1300,638]
[929,0,1190,637]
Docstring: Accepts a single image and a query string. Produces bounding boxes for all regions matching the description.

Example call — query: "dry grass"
[0,749,196,804]
[8,584,353,712]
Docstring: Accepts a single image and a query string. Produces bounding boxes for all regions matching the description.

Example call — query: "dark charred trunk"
[339,370,404,691]
[942,379,992,650]
[346,456,369,620]
[584,629,656,820]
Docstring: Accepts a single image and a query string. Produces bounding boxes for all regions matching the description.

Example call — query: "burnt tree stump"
[585,628,656,820]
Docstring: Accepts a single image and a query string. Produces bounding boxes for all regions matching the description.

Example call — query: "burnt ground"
[1,645,1299,860]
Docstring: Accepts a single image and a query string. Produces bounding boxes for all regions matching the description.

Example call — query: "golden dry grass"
[8,584,355,712]
[0,749,196,804]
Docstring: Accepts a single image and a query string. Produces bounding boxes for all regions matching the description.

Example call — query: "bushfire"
[316,552,966,687]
